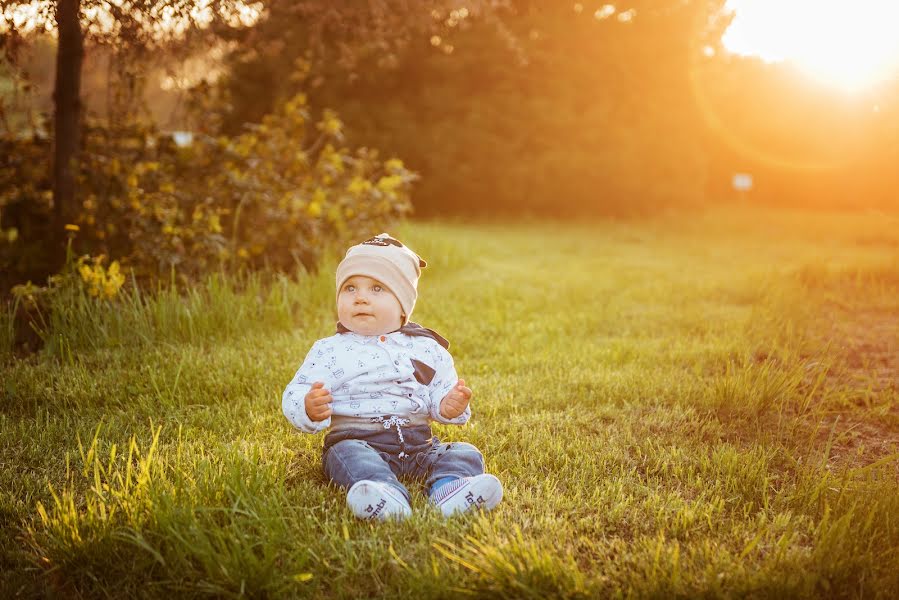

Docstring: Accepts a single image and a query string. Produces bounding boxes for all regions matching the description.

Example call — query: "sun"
[722,0,899,92]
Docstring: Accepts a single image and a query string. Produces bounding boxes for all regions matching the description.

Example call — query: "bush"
[0,94,416,293]
[0,132,56,292]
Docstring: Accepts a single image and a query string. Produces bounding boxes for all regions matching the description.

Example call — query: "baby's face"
[337,275,404,336]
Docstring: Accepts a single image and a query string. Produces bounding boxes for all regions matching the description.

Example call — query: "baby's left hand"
[439,379,472,419]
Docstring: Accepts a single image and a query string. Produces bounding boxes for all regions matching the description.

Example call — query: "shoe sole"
[437,474,503,517]
[346,481,411,521]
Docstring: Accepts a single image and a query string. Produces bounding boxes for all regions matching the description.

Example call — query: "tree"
[2,0,233,266]
[52,0,81,236]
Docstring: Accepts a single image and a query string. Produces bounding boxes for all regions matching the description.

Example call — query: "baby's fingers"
[455,379,471,393]
[309,393,332,406]
[308,385,331,398]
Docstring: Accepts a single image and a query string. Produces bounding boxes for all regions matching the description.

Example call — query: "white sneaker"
[346,480,412,521]
[430,474,503,517]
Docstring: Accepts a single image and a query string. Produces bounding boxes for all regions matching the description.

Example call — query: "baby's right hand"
[304,382,333,421]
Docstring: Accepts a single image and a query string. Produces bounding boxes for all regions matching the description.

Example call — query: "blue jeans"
[322,425,485,503]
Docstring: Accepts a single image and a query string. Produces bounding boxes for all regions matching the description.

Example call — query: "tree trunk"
[52,0,83,261]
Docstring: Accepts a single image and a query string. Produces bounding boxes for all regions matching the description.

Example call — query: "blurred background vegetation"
[1,0,897,344]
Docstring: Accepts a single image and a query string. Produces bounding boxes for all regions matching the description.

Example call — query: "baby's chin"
[342,317,401,336]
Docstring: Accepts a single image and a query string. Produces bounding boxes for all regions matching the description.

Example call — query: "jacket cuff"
[283,387,331,433]
[430,402,470,425]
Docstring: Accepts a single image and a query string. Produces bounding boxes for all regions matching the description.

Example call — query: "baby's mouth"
[353,312,374,318]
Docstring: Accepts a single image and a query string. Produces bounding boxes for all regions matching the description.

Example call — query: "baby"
[282,234,503,520]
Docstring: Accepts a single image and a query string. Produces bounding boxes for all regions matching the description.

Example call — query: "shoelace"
[370,415,411,458]
[430,477,467,504]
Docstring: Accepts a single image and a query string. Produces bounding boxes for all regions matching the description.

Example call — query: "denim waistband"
[323,423,434,457]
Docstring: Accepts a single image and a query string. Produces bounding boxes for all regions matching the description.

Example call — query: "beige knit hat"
[335,234,427,324]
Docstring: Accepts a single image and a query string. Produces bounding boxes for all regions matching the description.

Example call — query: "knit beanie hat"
[335,234,427,325]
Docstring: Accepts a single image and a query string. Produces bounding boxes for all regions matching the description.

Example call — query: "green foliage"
[1,94,414,297]
[0,132,55,290]
[218,2,722,217]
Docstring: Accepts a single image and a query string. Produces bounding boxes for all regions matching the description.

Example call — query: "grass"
[1,207,898,598]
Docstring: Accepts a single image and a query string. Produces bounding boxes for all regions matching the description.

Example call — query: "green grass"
[1,207,898,598]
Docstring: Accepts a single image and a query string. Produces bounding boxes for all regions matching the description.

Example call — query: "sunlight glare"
[723,0,899,91]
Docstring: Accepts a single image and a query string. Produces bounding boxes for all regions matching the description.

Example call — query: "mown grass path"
[2,208,897,598]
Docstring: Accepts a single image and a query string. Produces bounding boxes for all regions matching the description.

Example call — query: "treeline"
[215,2,899,216]
[218,2,720,217]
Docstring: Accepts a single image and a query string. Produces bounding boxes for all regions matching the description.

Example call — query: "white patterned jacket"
[282,323,470,434]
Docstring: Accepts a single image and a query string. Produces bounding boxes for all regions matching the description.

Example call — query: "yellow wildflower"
[320,145,345,174]
[78,264,94,282]
[347,177,372,196]
[76,255,118,299]
[103,261,125,298]
[385,158,405,173]
[376,175,403,194]
[317,109,343,137]
[284,93,308,115]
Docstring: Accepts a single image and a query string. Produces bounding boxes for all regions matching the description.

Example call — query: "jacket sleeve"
[282,340,333,433]
[427,343,471,425]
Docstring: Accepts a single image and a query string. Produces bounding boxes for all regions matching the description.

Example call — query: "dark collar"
[335,321,450,349]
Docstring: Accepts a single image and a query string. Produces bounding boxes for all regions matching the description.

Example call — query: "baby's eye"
[344,284,355,292]
[372,285,382,292]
